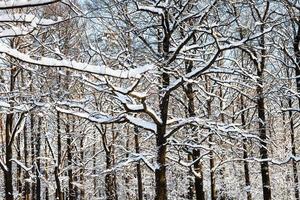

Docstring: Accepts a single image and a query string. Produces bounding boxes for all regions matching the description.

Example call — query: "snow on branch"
[0,13,63,26]
[0,0,60,9]
[56,106,157,132]
[0,44,155,78]
[10,159,32,171]
[0,159,8,172]
[0,25,34,38]
[137,5,164,15]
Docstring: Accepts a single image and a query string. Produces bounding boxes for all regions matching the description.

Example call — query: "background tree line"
[1,0,300,200]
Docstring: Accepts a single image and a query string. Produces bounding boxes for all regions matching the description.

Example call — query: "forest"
[1,0,300,199]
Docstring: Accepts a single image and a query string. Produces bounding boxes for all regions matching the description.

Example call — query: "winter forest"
[3,0,300,200]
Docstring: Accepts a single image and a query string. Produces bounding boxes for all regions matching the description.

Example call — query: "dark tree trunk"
[256,74,271,200]
[23,120,30,200]
[288,97,299,200]
[257,18,271,200]
[55,111,63,200]
[66,117,75,200]
[4,56,16,200]
[209,133,216,200]
[241,95,252,200]
[134,127,143,200]
[206,78,215,200]
[36,117,41,200]
[17,130,22,195]
[100,124,118,200]
[44,137,49,200]
[80,137,85,199]
[184,59,205,200]
[155,71,170,200]
[104,151,117,200]
[31,112,36,200]
[155,127,167,200]
[5,113,14,200]
[292,21,300,200]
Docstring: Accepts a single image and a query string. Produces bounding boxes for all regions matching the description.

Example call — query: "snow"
[10,159,32,171]
[0,101,10,108]
[56,106,157,132]
[126,115,156,132]
[137,5,164,15]
[0,13,62,25]
[0,0,59,9]
[0,159,8,172]
[56,106,116,124]
[0,26,32,38]
[0,44,155,78]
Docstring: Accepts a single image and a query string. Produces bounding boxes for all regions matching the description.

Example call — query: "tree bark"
[241,95,252,200]
[257,17,271,200]
[5,112,14,200]
[292,19,300,200]
[4,53,16,200]
[55,111,63,200]
[36,117,41,200]
[185,60,205,200]
[288,97,299,200]
[134,127,143,200]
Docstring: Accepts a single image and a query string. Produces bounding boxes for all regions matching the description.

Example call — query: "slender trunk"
[93,132,97,198]
[185,60,205,200]
[219,84,226,200]
[288,98,299,200]
[31,113,36,200]
[44,137,49,200]
[36,117,41,200]
[155,126,167,200]
[155,70,170,200]
[67,117,74,200]
[5,113,14,200]
[125,127,130,199]
[257,73,271,200]
[257,17,271,200]
[209,133,216,200]
[23,119,30,200]
[4,56,16,200]
[102,124,117,200]
[134,127,143,200]
[80,137,85,199]
[206,77,215,200]
[187,154,194,199]
[55,111,63,200]
[241,95,252,200]
[292,21,300,200]
[17,130,22,195]
[105,149,116,200]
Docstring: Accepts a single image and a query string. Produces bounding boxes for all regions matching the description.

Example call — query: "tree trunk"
[17,129,22,195]
[67,116,75,200]
[155,127,167,200]
[241,95,252,200]
[155,71,170,200]
[36,117,41,200]
[23,119,30,200]
[206,77,215,200]
[55,111,63,200]
[292,21,300,200]
[134,127,143,200]
[5,113,14,200]
[257,19,271,200]
[185,60,205,200]
[4,55,16,200]
[257,74,271,200]
[288,97,299,200]
[80,137,85,199]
